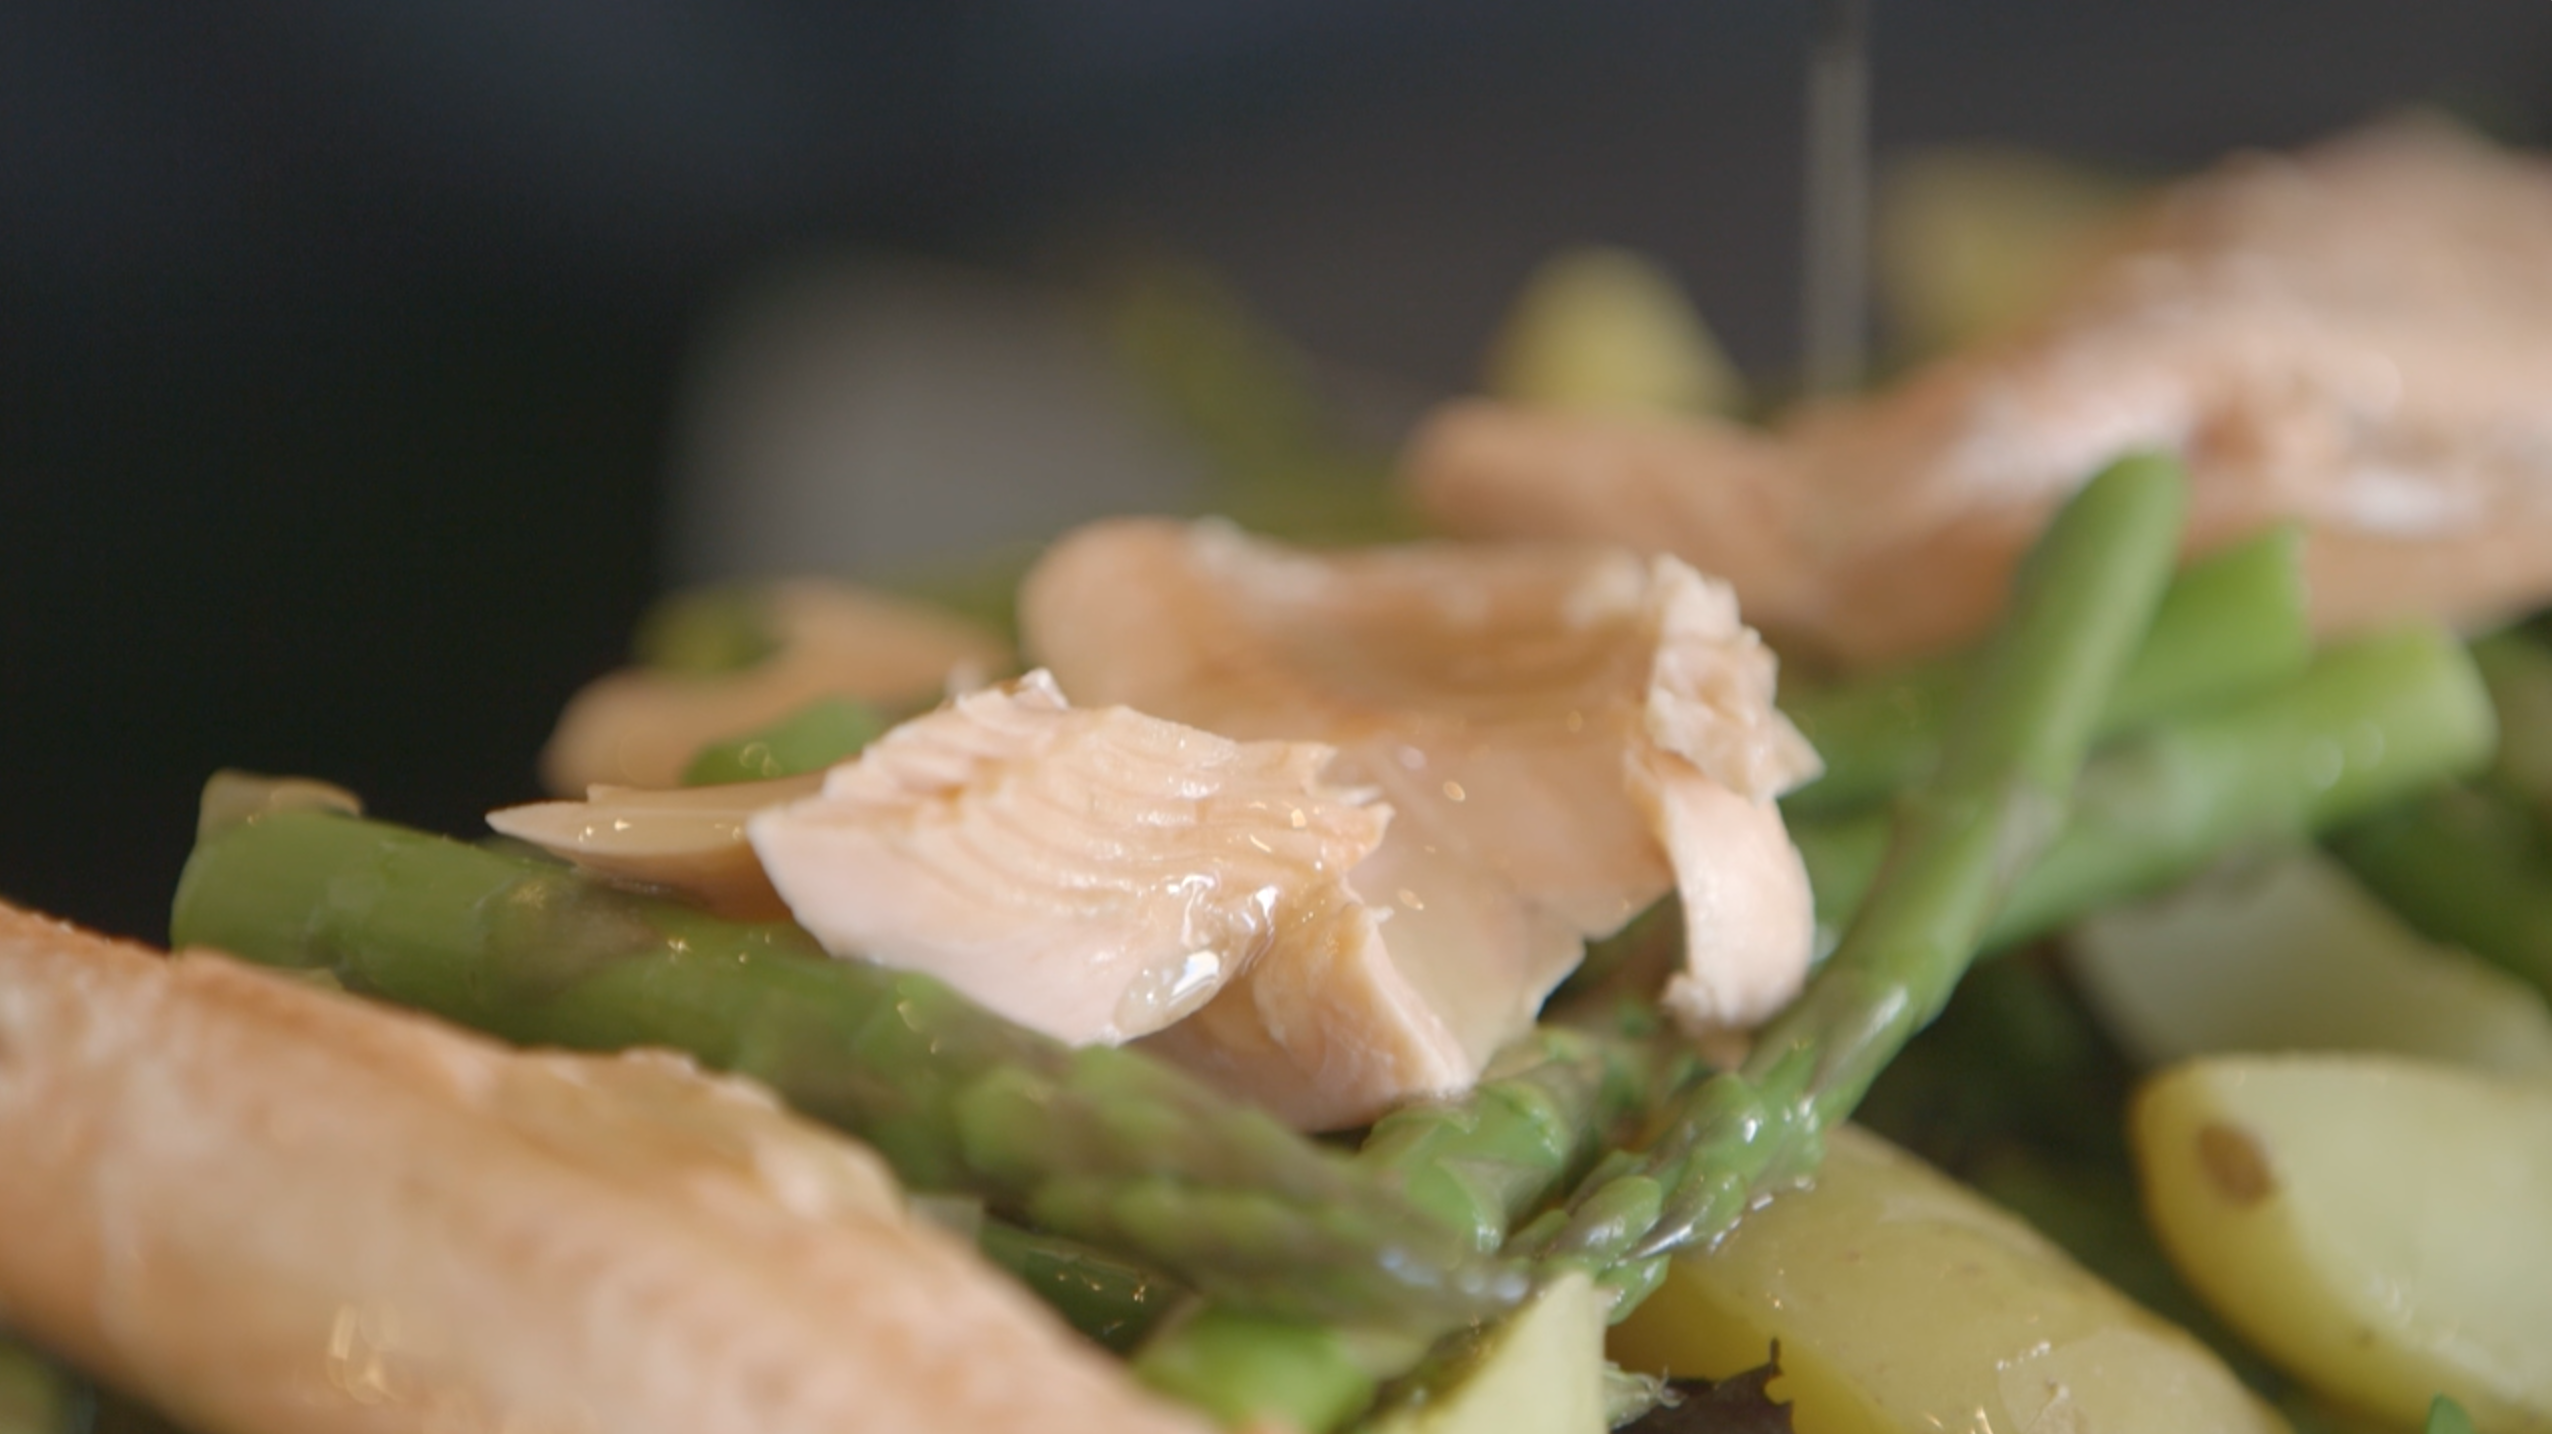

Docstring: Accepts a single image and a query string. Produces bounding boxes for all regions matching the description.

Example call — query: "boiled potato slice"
[1485,247,1745,417]
[1369,1272,1604,1434]
[1610,1124,2280,1434]
[2068,852,2552,1078]
[2135,1055,2552,1432]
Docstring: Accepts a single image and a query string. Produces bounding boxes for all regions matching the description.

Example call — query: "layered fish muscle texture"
[1409,118,2552,667]
[1019,519,1823,1087]
[0,903,1210,1434]
[745,672,1473,1128]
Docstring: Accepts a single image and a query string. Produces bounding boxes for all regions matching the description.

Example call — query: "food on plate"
[2068,849,2552,1077]
[541,579,1008,793]
[40,119,2552,1434]
[169,803,1515,1332]
[750,671,1468,1128]
[1502,458,2178,1299]
[1483,246,1746,418]
[1795,624,2497,951]
[1364,1275,1606,1434]
[1874,144,2144,354]
[1020,518,1821,1045]
[1608,1124,2282,1434]
[1408,118,2552,666]
[1775,523,2313,817]
[0,902,1210,1434]
[2133,1054,2552,1431]
[489,773,820,919]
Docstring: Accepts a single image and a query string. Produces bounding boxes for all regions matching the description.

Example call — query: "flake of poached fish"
[1409,119,2552,666]
[746,674,1475,1126]
[488,774,823,921]
[0,903,1211,1434]
[1020,520,1823,1053]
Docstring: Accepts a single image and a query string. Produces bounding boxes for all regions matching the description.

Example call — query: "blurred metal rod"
[1802,0,1871,394]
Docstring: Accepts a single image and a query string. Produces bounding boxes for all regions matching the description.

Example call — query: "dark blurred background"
[7,0,2551,941]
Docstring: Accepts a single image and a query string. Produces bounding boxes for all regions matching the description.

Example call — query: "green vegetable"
[2427,1396,2480,1434]
[1111,263,1421,547]
[1136,1311,1382,1433]
[1517,451,2187,1304]
[629,586,778,674]
[2472,628,2552,815]
[0,1334,83,1434]
[1357,1025,1666,1255]
[1800,626,2499,949]
[169,810,1516,1331]
[1134,1023,1675,1428]
[2330,782,2552,1003]
[1781,524,2311,818]
[1484,246,1747,418]
[975,1219,1184,1353]
[680,696,887,785]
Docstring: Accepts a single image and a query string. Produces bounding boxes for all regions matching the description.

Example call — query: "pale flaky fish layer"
[1020,519,1822,1057]
[489,774,824,921]
[0,903,1209,1434]
[542,579,1008,794]
[1411,119,2552,666]
[746,673,1472,1128]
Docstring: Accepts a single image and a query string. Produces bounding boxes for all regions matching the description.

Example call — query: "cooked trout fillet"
[0,903,1208,1434]
[542,579,1008,793]
[489,774,823,920]
[1410,118,2552,666]
[1020,520,1823,1058]
[745,673,1473,1127]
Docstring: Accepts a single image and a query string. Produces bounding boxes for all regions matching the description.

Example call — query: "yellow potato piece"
[1610,1124,2281,1434]
[1368,1272,1606,1434]
[2135,1055,2552,1433]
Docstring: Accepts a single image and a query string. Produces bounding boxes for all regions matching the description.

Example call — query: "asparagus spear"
[1516,451,2188,1302]
[680,696,887,785]
[1798,625,2499,949]
[2471,627,2552,816]
[1781,524,2310,818]
[0,1333,85,1434]
[2329,782,2552,1002]
[975,1219,1185,1354]
[1132,1022,1679,1430]
[170,811,1519,1330]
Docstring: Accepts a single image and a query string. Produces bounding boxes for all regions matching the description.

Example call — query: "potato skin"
[1610,1123,2280,1434]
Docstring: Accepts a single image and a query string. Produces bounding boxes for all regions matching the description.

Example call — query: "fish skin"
[1021,519,1822,1082]
[0,902,1212,1434]
[1409,118,2552,667]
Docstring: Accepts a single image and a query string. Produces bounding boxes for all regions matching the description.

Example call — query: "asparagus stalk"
[975,1219,1185,1354]
[1516,451,2188,1302]
[0,1333,85,1434]
[2471,627,2552,816]
[1797,625,2499,950]
[170,811,1518,1330]
[680,696,887,785]
[2329,782,2552,1002]
[1132,1023,1677,1430]
[1781,524,2310,817]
